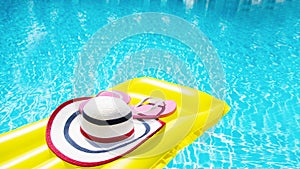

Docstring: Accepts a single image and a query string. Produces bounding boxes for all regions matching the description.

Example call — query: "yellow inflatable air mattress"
[0,77,230,169]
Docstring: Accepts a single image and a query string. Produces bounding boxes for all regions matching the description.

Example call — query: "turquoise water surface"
[0,0,299,168]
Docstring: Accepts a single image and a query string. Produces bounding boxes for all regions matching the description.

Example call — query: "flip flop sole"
[132,100,177,119]
[97,90,131,104]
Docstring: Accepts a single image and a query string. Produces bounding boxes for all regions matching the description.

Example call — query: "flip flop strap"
[134,97,165,117]
[135,97,163,107]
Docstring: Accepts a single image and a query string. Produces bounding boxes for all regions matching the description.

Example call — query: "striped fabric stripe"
[80,127,135,143]
[82,111,132,125]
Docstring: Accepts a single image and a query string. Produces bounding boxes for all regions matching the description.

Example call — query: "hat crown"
[83,96,131,120]
[80,96,134,143]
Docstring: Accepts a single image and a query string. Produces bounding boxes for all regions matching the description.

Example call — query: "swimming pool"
[0,0,299,168]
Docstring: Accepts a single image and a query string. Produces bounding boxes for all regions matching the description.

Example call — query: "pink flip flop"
[132,97,177,119]
[79,90,131,113]
[96,90,131,104]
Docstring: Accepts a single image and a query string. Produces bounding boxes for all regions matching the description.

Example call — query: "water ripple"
[1,0,299,168]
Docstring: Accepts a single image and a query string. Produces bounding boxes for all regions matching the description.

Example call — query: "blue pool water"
[0,0,299,168]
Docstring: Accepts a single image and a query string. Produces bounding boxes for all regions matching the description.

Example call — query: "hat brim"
[46,97,165,167]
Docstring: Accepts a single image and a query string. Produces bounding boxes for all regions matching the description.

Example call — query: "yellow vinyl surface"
[0,77,230,169]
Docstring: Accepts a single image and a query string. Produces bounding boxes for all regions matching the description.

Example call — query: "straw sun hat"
[46,94,165,167]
